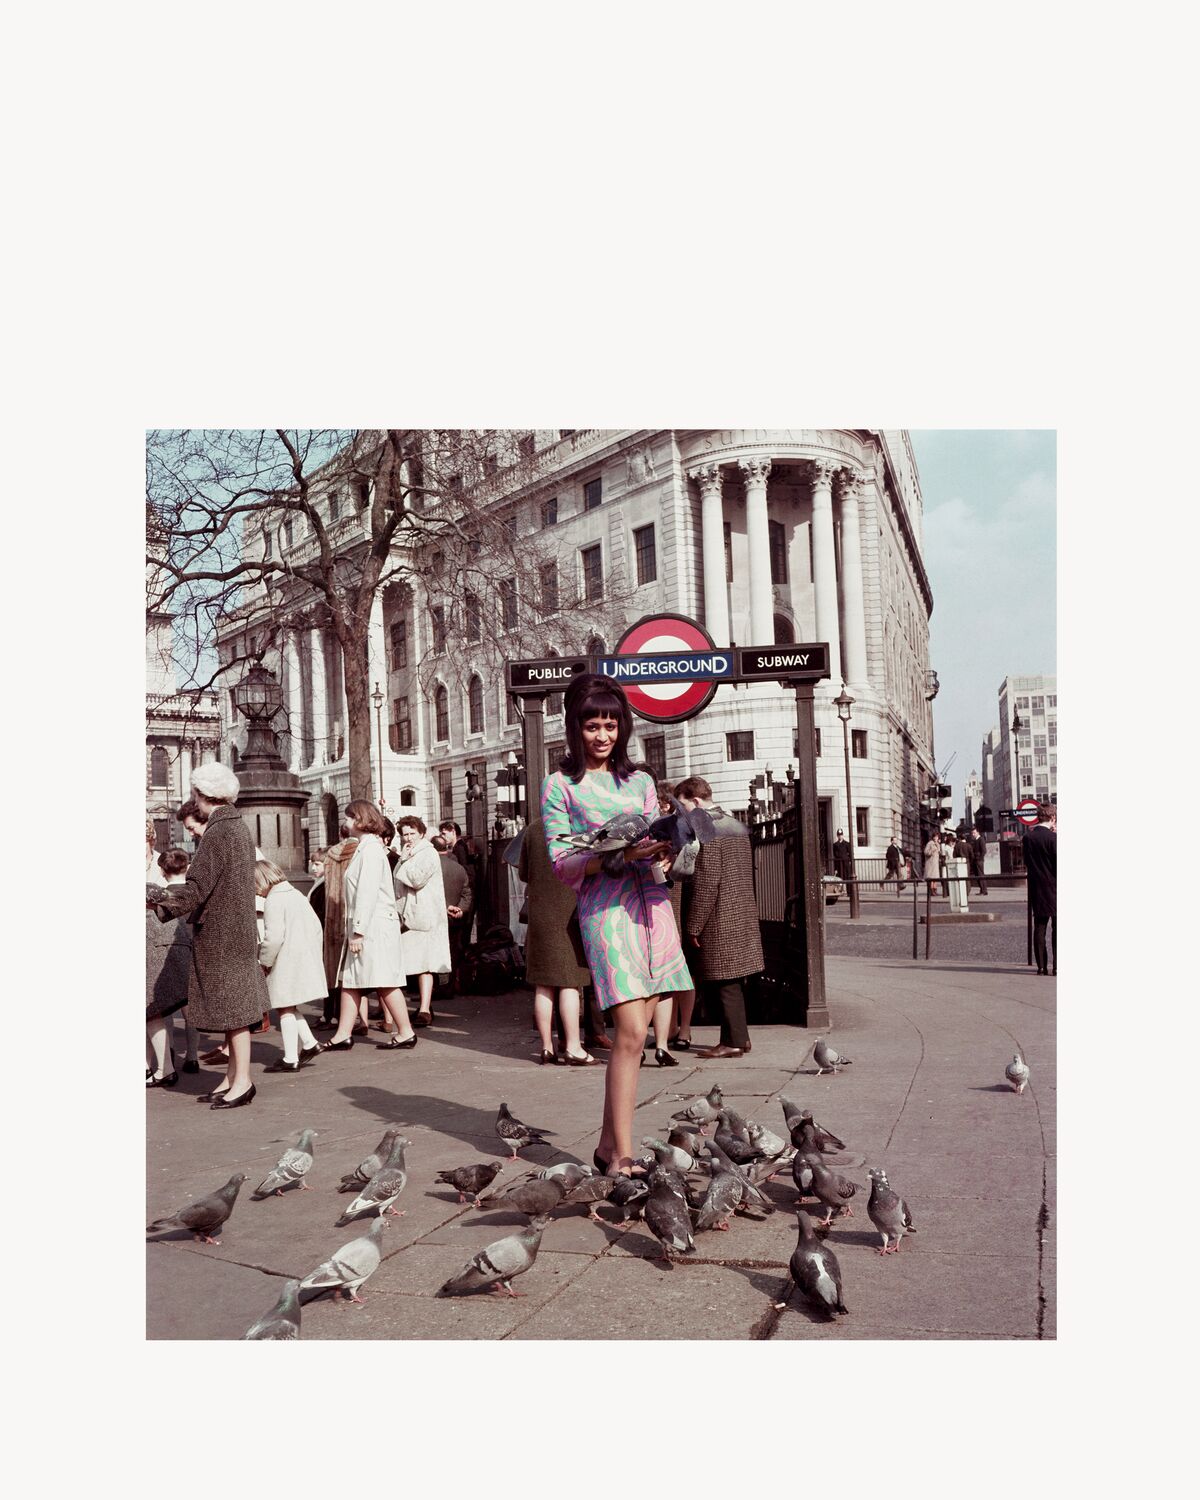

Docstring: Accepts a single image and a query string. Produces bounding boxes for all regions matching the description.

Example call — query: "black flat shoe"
[320,1037,354,1052]
[211,1084,256,1110]
[263,1059,302,1073]
[671,1038,691,1051]
[377,1035,418,1049]
[147,1071,178,1088]
[198,1088,229,1104]
[537,1049,557,1065]
[298,1044,321,1065]
[182,1059,201,1074]
[654,1049,678,1067]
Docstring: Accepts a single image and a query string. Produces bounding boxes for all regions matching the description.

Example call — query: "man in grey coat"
[433,835,473,995]
[674,776,764,1060]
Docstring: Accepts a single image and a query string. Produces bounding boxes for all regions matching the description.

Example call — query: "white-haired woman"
[148,763,268,1109]
[255,859,325,1072]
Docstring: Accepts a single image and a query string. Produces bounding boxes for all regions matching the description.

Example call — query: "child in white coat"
[255,859,326,1073]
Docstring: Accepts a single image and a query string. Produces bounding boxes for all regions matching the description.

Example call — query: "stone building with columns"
[211,429,937,865]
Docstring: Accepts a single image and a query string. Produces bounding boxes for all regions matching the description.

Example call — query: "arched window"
[150,746,169,787]
[399,788,416,807]
[468,675,484,735]
[772,613,795,644]
[435,684,449,742]
[585,635,606,657]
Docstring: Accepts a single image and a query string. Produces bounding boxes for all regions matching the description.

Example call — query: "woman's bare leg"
[598,997,656,1172]
[672,989,696,1044]
[558,988,586,1059]
[378,986,416,1042]
[328,988,360,1045]
[416,973,434,1016]
[533,986,555,1053]
[225,1028,252,1098]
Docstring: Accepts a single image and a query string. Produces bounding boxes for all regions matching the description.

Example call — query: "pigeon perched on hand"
[866,1168,917,1254]
[813,1037,852,1074]
[253,1127,318,1199]
[336,1135,410,1225]
[775,1210,849,1319]
[437,1215,551,1298]
[299,1217,386,1305]
[476,1176,566,1217]
[147,1173,246,1245]
[338,1127,406,1193]
[436,1161,505,1204]
[670,1086,724,1132]
[242,1279,302,1339]
[1006,1054,1030,1094]
[495,1102,552,1160]
[809,1161,858,1227]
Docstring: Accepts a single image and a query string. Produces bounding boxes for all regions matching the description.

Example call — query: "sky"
[908,430,1057,804]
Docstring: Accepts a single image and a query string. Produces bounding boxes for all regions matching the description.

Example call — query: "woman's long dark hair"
[559,673,637,784]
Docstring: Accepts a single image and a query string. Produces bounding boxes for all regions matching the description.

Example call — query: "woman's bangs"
[577,689,625,724]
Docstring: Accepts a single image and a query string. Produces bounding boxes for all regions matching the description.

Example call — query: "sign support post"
[521,694,546,821]
[791,681,829,1029]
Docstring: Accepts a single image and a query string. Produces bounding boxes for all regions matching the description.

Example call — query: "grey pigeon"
[813,1037,852,1074]
[338,1126,406,1193]
[531,1161,593,1191]
[797,1109,846,1153]
[775,1210,849,1319]
[1006,1054,1030,1094]
[809,1161,858,1227]
[495,1102,552,1159]
[147,1172,246,1245]
[608,1174,650,1226]
[668,1124,708,1158]
[705,1138,773,1215]
[866,1168,917,1254]
[669,1086,724,1132]
[746,1121,788,1162]
[778,1094,808,1134]
[476,1176,566,1217]
[692,1160,745,1232]
[252,1128,318,1199]
[336,1135,411,1225]
[642,1136,696,1174]
[436,1161,505,1204]
[299,1217,386,1305]
[437,1215,550,1297]
[561,1173,620,1221]
[242,1278,302,1340]
[792,1152,817,1202]
[717,1106,752,1141]
[714,1112,765,1166]
[642,1167,696,1264]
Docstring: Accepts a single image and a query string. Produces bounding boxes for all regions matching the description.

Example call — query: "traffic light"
[926,783,953,823]
[975,805,994,834]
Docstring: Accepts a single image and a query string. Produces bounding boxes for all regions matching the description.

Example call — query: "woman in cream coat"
[394,815,451,1027]
[255,859,326,1072]
[320,801,417,1053]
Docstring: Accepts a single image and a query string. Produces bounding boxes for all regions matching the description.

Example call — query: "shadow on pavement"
[335,1084,561,1161]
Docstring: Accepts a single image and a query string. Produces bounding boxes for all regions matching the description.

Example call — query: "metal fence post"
[924,878,932,960]
[912,877,919,959]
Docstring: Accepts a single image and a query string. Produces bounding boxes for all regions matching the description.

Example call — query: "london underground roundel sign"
[603,614,725,724]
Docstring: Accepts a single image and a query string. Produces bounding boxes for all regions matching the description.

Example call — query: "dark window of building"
[540,561,558,614]
[354,478,371,509]
[633,524,657,585]
[465,591,481,643]
[407,455,425,507]
[727,731,754,761]
[1048,694,1057,708]
[773,613,794,644]
[154,818,169,854]
[855,807,870,847]
[431,551,444,579]
[389,619,408,670]
[284,517,294,548]
[400,787,416,806]
[724,521,733,582]
[852,730,868,759]
[1032,696,1045,714]
[642,734,667,782]
[541,496,558,528]
[499,578,518,631]
[769,519,788,584]
[390,698,412,752]
[559,429,576,439]
[1035,750,1047,766]
[262,525,272,559]
[484,453,499,479]
[583,476,602,511]
[468,675,484,735]
[435,685,449,742]
[546,651,564,716]
[546,741,565,775]
[1048,724,1057,746]
[438,767,454,822]
[814,728,822,756]
[447,472,463,495]
[150,746,169,787]
[581,543,603,602]
[1017,696,1030,710]
[328,490,341,522]
[506,690,521,726]
[519,433,535,459]
[431,606,447,653]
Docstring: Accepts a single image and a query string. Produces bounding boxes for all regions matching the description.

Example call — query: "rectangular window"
[724,521,733,582]
[389,619,408,670]
[855,806,870,848]
[1035,750,1047,766]
[1020,756,1033,774]
[328,490,341,522]
[851,729,868,759]
[391,698,412,751]
[583,476,602,511]
[499,578,518,631]
[541,496,558,528]
[438,767,454,822]
[546,741,565,775]
[642,734,667,783]
[1032,696,1045,713]
[1016,697,1029,709]
[465,591,481,643]
[519,433,535,459]
[354,478,371,509]
[726,731,754,761]
[540,561,559,614]
[769,519,788,584]
[1034,735,1046,750]
[633,524,657,586]
[814,728,821,757]
[1048,694,1057,708]
[284,518,294,548]
[581,543,603,602]
[506,689,520,726]
[407,454,424,501]
[262,525,272,559]
[431,606,447,654]
[1048,724,1057,746]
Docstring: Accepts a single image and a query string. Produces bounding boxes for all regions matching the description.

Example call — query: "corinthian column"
[310,626,328,767]
[691,464,730,646]
[810,459,842,682]
[284,629,302,770]
[838,469,870,689]
[739,456,773,645]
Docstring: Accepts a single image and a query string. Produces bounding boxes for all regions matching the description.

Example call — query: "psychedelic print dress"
[540,768,693,1010]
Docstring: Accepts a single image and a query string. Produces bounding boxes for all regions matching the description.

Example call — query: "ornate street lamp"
[834,689,861,918]
[372,682,385,804]
[232,661,285,765]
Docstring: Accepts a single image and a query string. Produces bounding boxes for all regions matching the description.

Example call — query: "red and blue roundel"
[610,614,720,724]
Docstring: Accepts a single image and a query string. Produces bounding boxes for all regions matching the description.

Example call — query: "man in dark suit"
[1022,803,1056,976]
[674,776,764,1060]
[967,827,989,895]
[832,829,854,881]
[884,836,906,892]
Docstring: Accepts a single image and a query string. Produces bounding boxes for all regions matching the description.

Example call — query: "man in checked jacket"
[673,775,764,1060]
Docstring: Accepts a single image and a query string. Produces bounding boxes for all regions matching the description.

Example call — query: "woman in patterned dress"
[542,675,694,1176]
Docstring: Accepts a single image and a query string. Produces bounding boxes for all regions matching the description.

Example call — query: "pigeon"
[437,1161,506,1204]
[778,1094,808,1134]
[813,1037,852,1074]
[338,1126,406,1193]
[866,1168,917,1254]
[561,1173,620,1221]
[705,1138,774,1214]
[642,1136,696,1174]
[336,1135,411,1225]
[797,1109,846,1153]
[746,1121,789,1163]
[714,1112,765,1166]
[437,1215,550,1297]
[608,1174,651,1226]
[252,1127,318,1198]
[692,1159,746,1232]
[147,1173,246,1245]
[530,1161,593,1191]
[668,1124,708,1158]
[299,1217,386,1305]
[718,1105,752,1141]
[476,1176,566,1217]
[792,1152,817,1201]
[642,1167,696,1264]
[242,1279,302,1339]
[495,1102,552,1159]
[809,1161,858,1227]
[775,1210,849,1319]
[669,1086,724,1132]
[1006,1054,1030,1094]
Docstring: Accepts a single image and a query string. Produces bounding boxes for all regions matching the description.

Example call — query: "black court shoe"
[654,1049,678,1067]
[211,1084,256,1110]
[147,1071,179,1088]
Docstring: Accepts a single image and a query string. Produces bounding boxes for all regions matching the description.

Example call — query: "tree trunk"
[342,629,374,802]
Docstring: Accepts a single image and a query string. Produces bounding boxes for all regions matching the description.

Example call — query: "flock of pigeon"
[146,1037,1033,1338]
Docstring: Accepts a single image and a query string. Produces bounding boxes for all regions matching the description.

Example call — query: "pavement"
[146,949,1055,1341]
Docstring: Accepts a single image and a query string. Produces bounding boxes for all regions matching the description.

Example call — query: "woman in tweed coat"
[518,816,597,1065]
[148,764,268,1108]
